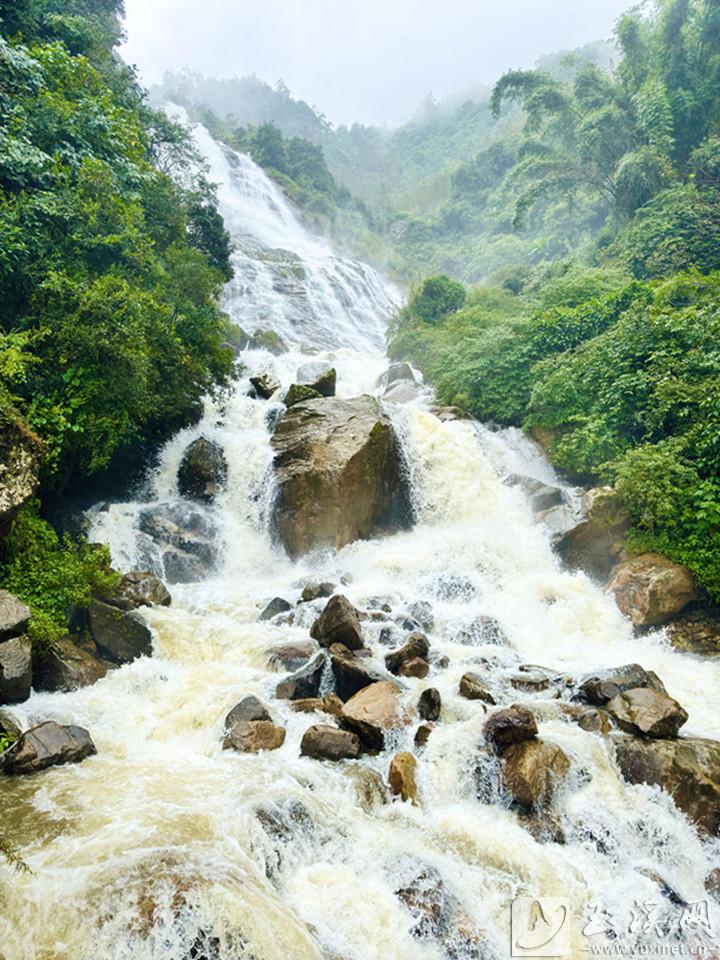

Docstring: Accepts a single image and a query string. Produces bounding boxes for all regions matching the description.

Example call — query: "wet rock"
[223,718,286,753]
[88,600,153,664]
[431,405,474,422]
[138,502,218,584]
[559,703,611,735]
[608,553,699,626]
[275,652,327,700]
[0,409,43,539]
[428,573,477,602]
[418,688,441,722]
[706,868,720,902]
[161,548,207,584]
[224,695,271,726]
[259,597,292,621]
[296,361,337,397]
[249,372,281,399]
[330,651,387,701]
[290,694,343,716]
[406,600,434,632]
[378,362,416,388]
[345,763,388,812]
[448,615,507,646]
[340,681,410,750]
[399,657,429,679]
[33,636,107,693]
[501,739,571,810]
[248,328,287,355]
[269,641,315,672]
[666,608,720,657]
[513,477,565,513]
[389,751,419,804]
[510,671,550,693]
[177,437,227,503]
[300,724,360,761]
[459,673,496,705]
[396,867,449,939]
[576,663,667,705]
[311,595,365,651]
[284,383,322,407]
[557,486,630,580]
[108,571,171,611]
[383,380,422,403]
[614,735,720,835]
[0,591,31,641]
[415,723,434,746]
[271,396,412,557]
[606,688,688,738]
[484,706,538,755]
[522,811,567,845]
[0,708,23,742]
[0,635,32,703]
[300,581,336,603]
[385,633,429,675]
[3,721,96,775]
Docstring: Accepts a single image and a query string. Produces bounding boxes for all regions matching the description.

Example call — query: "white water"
[1,127,719,960]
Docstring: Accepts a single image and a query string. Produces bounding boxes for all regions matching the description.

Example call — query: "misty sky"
[122,0,632,126]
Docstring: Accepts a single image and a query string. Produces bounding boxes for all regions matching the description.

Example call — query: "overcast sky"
[122,0,632,127]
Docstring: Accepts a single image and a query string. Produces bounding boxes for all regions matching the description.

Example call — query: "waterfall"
[1,124,718,960]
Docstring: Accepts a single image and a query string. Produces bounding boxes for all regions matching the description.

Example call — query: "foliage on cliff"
[0,0,234,490]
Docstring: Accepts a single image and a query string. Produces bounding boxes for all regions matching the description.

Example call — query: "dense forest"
[0,0,234,645]
[392,0,720,602]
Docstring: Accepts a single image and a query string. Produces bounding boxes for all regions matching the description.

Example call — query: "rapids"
[0,124,718,960]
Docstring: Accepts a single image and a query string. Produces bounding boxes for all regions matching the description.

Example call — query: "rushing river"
[1,124,719,960]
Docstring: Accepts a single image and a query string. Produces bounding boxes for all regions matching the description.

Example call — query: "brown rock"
[484,706,538,755]
[33,635,107,693]
[3,721,96,774]
[459,673,496,704]
[388,751,419,804]
[270,396,412,557]
[290,694,343,716]
[399,657,429,679]
[0,591,31,641]
[606,688,688,738]
[418,688,441,721]
[340,681,411,750]
[224,695,270,727]
[559,703,611,735]
[667,608,720,657]
[510,671,550,693]
[607,553,699,626]
[706,868,720,901]
[0,635,32,703]
[0,411,43,540]
[614,735,720,835]
[223,720,285,753]
[415,723,434,746]
[108,571,171,610]
[385,632,429,674]
[576,663,667,705]
[501,739,571,810]
[300,581,336,602]
[300,724,360,761]
[269,641,316,672]
[311,595,365,651]
[396,867,450,939]
[177,437,227,503]
[330,651,387,701]
[557,487,630,580]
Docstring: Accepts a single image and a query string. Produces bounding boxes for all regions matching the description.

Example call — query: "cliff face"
[0,404,43,539]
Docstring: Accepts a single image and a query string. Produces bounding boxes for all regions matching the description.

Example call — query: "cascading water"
[1,124,718,960]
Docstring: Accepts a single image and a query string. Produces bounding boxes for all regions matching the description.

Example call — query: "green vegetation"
[392,0,720,601]
[0,2,236,671]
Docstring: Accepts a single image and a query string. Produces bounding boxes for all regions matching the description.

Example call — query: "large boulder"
[33,636,107,694]
[270,396,412,557]
[0,408,43,539]
[459,673,496,704]
[339,681,411,750]
[224,695,270,727]
[88,600,153,664]
[0,635,32,703]
[330,650,387,701]
[296,362,336,398]
[666,608,720,657]
[576,663,667,705]
[556,487,630,580]
[223,719,285,753]
[3,721,96,775]
[300,724,360,761]
[177,437,227,503]
[108,572,172,611]
[606,688,688,738]
[385,633,429,675]
[607,553,699,626]
[501,739,571,810]
[285,383,322,407]
[378,362,417,389]
[310,595,364,651]
[0,591,31,641]
[484,706,538,755]
[138,502,218,584]
[614,736,720,835]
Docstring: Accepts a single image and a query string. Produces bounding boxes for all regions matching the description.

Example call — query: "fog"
[122,0,631,126]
